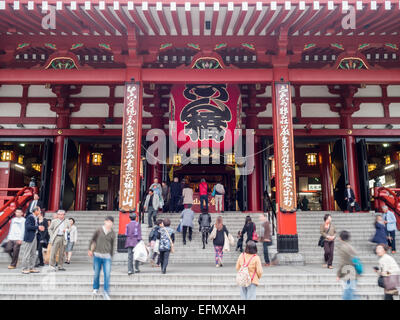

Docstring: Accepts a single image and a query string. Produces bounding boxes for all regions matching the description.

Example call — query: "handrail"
[377,186,400,214]
[0,187,32,214]
[0,188,33,192]
[0,187,34,236]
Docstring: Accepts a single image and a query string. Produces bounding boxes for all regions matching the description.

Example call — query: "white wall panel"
[104,124,122,129]
[354,85,381,97]
[256,103,272,117]
[0,103,21,116]
[71,103,108,117]
[115,86,125,97]
[354,124,386,129]
[72,86,110,97]
[0,85,23,97]
[258,124,272,129]
[388,85,400,97]
[23,124,57,129]
[300,85,339,97]
[389,103,400,117]
[352,103,384,117]
[114,103,124,117]
[28,85,57,97]
[70,125,100,129]
[301,103,339,117]
[26,103,56,117]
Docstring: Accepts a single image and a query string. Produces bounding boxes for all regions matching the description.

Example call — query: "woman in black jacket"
[241,216,257,244]
[209,216,229,267]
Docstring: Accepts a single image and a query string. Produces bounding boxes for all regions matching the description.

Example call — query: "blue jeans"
[240,284,257,300]
[93,256,112,294]
[342,280,357,300]
[200,195,208,211]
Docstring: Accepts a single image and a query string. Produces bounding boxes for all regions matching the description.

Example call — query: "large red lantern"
[169,83,242,153]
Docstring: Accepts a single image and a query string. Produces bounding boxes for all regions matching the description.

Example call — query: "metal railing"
[0,187,35,243]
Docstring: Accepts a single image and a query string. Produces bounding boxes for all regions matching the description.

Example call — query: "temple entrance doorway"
[170,164,237,212]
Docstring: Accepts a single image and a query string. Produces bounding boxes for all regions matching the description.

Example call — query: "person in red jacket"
[199,178,208,211]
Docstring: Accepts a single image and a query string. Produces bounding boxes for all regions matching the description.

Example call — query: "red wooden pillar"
[345,135,360,205]
[118,79,143,252]
[75,143,89,210]
[319,144,335,211]
[247,136,262,211]
[272,80,299,253]
[49,135,65,211]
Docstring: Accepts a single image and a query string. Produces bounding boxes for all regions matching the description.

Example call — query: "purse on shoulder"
[209,226,217,241]
[383,274,400,291]
[318,224,331,247]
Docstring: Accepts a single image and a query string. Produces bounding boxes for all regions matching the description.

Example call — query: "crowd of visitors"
[3,180,400,302]
[3,194,79,273]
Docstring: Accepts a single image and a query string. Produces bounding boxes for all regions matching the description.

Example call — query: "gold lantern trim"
[32,163,42,172]
[306,153,318,166]
[173,154,182,166]
[0,150,14,161]
[92,152,103,166]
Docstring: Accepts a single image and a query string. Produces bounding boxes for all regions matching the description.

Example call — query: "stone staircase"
[0,210,397,300]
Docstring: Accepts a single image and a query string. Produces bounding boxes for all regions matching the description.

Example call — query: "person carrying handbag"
[375,243,400,300]
[241,216,258,245]
[209,216,230,267]
[148,219,162,267]
[125,214,142,275]
[158,218,175,274]
[320,214,336,269]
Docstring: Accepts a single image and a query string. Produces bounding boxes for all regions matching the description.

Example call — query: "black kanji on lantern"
[180,84,232,142]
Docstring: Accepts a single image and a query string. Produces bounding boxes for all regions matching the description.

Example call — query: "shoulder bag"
[318,224,331,248]
[209,225,217,241]
[163,227,175,254]
[251,223,259,241]
[383,274,400,291]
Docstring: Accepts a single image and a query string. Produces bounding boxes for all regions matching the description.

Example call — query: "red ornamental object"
[169,84,242,152]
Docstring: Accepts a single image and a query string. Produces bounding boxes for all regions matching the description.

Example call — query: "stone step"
[0,291,386,300]
[0,281,384,293]
[0,271,380,282]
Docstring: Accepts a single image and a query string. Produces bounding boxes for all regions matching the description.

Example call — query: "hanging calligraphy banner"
[169,84,242,152]
[273,82,297,213]
[119,82,141,213]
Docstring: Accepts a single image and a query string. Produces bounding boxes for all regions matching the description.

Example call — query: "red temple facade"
[0,0,400,252]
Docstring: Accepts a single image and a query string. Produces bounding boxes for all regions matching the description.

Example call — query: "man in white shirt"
[5,208,25,269]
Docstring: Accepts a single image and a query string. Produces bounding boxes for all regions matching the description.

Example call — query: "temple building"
[0,0,400,252]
